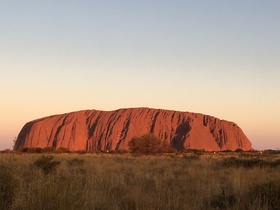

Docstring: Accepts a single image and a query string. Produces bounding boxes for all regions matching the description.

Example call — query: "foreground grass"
[1,152,280,210]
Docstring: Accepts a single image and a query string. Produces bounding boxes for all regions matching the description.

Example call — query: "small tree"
[235,148,244,153]
[128,133,173,154]
[12,137,17,150]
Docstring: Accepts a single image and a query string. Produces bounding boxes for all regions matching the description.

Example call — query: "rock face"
[14,108,252,151]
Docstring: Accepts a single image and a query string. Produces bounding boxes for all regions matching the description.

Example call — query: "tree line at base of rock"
[10,133,252,154]
[13,134,176,154]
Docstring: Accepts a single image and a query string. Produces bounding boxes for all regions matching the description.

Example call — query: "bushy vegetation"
[32,155,61,174]
[222,157,280,168]
[0,152,280,209]
[21,147,70,153]
[128,133,175,154]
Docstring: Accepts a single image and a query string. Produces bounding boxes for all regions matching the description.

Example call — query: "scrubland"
[1,151,280,210]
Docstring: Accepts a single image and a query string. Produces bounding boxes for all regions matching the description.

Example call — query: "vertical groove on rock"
[150,110,160,133]
[52,116,67,148]
[203,115,208,126]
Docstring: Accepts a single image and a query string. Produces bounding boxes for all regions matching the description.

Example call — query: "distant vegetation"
[128,133,176,154]
[1,151,280,209]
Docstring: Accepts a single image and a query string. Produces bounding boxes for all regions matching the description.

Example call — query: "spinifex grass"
[0,153,279,210]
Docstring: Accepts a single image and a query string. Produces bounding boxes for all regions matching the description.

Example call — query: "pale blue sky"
[1,1,280,150]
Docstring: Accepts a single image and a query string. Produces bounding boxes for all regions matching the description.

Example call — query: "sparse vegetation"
[128,133,176,154]
[20,147,70,153]
[245,180,280,209]
[0,164,17,210]
[32,155,61,174]
[0,152,279,209]
[222,157,280,168]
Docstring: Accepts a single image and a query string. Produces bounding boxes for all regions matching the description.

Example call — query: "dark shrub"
[21,148,29,152]
[222,157,280,169]
[67,158,85,166]
[222,157,266,168]
[76,150,87,154]
[270,159,280,167]
[55,147,69,153]
[21,147,42,153]
[33,155,61,174]
[183,154,200,160]
[235,148,244,152]
[193,149,205,155]
[246,180,280,209]
[41,147,55,153]
[128,134,174,154]
[210,187,236,209]
[0,164,17,209]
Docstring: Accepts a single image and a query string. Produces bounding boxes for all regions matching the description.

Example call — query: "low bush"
[21,147,59,153]
[183,154,200,160]
[32,155,61,174]
[222,157,280,168]
[55,147,69,153]
[67,158,85,167]
[235,148,244,152]
[193,149,205,155]
[128,133,175,154]
[41,147,55,153]
[21,147,42,153]
[76,150,87,154]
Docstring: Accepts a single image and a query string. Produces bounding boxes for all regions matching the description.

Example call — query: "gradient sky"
[1,1,279,150]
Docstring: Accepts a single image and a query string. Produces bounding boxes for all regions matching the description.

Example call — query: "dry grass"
[0,152,280,210]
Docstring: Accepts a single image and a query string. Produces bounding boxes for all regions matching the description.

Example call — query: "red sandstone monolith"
[14,108,252,151]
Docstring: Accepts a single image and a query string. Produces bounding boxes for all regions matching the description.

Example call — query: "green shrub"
[33,155,61,174]
[128,133,174,154]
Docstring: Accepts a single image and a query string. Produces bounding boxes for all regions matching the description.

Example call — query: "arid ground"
[1,151,280,210]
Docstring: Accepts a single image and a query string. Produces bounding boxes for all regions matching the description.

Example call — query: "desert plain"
[1,150,280,210]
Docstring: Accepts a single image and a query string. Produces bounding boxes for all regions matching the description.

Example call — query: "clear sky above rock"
[1,0,279,150]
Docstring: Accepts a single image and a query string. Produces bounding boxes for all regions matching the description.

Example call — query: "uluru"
[14,108,252,151]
